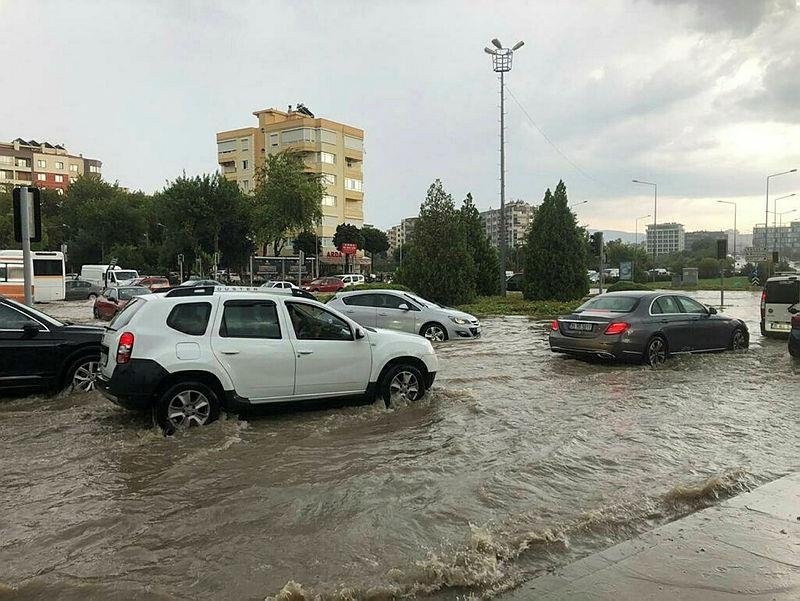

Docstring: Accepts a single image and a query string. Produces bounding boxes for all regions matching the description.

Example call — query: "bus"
[0,250,66,302]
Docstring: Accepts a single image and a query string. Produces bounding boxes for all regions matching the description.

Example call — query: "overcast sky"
[2,0,799,235]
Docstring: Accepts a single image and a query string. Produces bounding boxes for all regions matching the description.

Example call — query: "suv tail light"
[117,331,135,364]
[604,322,630,335]
[551,320,559,331]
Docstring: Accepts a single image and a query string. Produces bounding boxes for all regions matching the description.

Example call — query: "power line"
[504,84,620,194]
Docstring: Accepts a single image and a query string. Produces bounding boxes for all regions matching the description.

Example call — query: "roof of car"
[336,288,407,296]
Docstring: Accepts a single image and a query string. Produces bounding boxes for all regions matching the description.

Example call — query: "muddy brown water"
[1,292,798,600]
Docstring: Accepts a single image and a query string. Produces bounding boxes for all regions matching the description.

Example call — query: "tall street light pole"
[779,209,796,260]
[772,193,796,252]
[715,201,737,257]
[765,169,797,250]
[635,214,651,247]
[486,37,524,295]
[632,180,657,260]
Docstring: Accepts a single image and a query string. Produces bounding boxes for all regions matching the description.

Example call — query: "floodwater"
[1,292,798,600]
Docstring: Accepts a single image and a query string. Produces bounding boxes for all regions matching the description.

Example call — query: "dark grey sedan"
[65,278,102,301]
[549,291,749,366]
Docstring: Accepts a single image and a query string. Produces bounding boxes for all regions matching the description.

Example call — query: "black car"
[549,291,749,366]
[0,296,103,394]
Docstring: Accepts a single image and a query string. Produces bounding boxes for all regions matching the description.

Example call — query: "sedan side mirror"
[354,327,366,339]
[707,306,717,315]
[398,303,410,311]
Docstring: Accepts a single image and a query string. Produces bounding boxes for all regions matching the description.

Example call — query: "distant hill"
[588,229,640,244]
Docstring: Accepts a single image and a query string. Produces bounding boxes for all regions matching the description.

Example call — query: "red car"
[301,277,344,293]
[93,286,151,320]
[132,276,171,293]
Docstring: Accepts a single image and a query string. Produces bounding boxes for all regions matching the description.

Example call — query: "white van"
[340,274,365,287]
[760,274,800,337]
[81,265,140,289]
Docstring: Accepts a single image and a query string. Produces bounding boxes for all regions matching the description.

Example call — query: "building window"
[37,173,46,181]
[15,158,29,168]
[319,152,335,164]
[70,177,77,184]
[69,164,78,172]
[0,170,8,180]
[322,195,336,206]
[0,156,12,165]
[56,188,64,195]
[217,140,236,154]
[344,136,363,151]
[242,180,250,191]
[55,175,64,183]
[89,165,100,173]
[322,173,336,186]
[269,133,279,147]
[240,138,250,151]
[55,161,64,169]
[37,159,46,168]
[319,129,337,144]
[345,178,363,192]
[242,160,248,170]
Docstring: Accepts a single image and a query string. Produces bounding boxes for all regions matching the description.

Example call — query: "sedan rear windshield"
[576,296,640,313]
[765,280,799,304]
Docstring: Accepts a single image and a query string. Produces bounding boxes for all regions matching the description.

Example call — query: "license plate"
[568,322,593,331]
[770,322,791,331]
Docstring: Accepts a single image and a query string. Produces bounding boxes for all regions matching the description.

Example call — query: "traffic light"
[589,231,604,256]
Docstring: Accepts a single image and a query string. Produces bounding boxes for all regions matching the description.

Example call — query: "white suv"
[96,286,438,432]
[340,274,365,287]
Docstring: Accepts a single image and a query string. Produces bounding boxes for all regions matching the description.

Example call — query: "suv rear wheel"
[380,364,426,407]
[156,381,220,433]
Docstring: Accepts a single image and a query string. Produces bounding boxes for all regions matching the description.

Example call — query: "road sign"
[12,187,42,243]
[751,275,760,286]
[340,243,357,255]
[716,239,727,260]
[744,248,769,262]
[619,261,632,281]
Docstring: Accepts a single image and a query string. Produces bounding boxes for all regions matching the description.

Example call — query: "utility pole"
[19,187,34,306]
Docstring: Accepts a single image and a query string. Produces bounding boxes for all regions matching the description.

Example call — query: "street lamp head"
[512,40,525,51]
[484,47,496,55]
[491,38,503,49]
[791,169,798,173]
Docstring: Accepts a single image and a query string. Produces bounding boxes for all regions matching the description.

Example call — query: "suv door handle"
[297,350,314,356]
[378,312,388,316]
[220,350,240,355]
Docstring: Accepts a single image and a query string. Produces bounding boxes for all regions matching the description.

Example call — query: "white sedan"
[260,280,299,290]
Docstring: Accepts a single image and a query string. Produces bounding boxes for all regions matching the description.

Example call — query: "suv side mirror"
[707,306,717,315]
[355,327,366,339]
[398,303,410,311]
[22,322,39,337]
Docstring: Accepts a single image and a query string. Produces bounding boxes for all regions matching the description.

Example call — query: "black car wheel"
[380,364,426,408]
[64,355,100,393]
[730,327,748,350]
[420,322,448,342]
[156,381,220,434]
[644,336,668,367]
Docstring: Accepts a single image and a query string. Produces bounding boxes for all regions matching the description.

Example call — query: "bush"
[351,282,410,291]
[606,281,653,292]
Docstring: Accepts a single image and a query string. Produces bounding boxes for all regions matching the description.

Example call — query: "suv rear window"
[108,298,145,330]
[167,302,212,336]
[765,280,799,304]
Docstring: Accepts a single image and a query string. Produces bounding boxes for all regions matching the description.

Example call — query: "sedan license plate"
[770,322,791,331]
[568,322,593,332]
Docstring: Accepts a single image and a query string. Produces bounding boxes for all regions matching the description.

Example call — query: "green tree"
[361,225,389,269]
[604,239,651,282]
[460,192,500,296]
[252,151,324,256]
[396,179,476,305]
[292,231,321,257]
[0,190,16,249]
[333,223,364,273]
[523,180,588,300]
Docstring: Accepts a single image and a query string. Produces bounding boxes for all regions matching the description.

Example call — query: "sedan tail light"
[117,331,135,364]
[551,320,559,331]
[604,322,630,335]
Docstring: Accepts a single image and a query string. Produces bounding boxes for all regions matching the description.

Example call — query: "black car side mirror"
[707,306,717,315]
[22,323,39,337]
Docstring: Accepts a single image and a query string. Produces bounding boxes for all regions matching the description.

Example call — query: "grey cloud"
[736,52,800,121]
[649,0,795,37]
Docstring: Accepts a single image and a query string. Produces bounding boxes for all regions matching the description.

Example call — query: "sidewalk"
[507,472,800,600]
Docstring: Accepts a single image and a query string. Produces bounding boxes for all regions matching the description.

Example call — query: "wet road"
[1,291,799,600]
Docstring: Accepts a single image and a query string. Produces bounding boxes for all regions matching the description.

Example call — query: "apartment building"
[216,105,365,260]
[0,138,101,194]
[646,222,685,255]
[387,224,402,253]
[753,223,800,255]
[479,200,535,248]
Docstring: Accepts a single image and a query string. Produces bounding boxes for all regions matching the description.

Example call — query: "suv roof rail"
[165,285,216,297]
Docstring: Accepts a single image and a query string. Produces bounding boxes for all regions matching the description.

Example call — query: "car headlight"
[449,316,469,325]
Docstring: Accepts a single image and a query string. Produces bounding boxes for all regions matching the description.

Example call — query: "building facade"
[386,224,402,253]
[479,200,535,248]
[753,223,800,255]
[216,106,365,260]
[0,138,101,194]
[646,222,685,255]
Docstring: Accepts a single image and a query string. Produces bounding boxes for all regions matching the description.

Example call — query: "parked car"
[506,273,525,292]
[302,277,345,293]
[261,280,299,290]
[549,291,748,366]
[96,286,438,432]
[760,275,799,337]
[0,296,102,394]
[65,278,102,300]
[178,279,223,287]
[132,276,171,293]
[327,289,481,341]
[80,265,140,288]
[93,286,152,320]
[340,274,365,287]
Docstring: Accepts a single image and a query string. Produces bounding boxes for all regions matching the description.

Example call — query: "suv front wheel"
[380,364,426,407]
[156,381,221,433]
